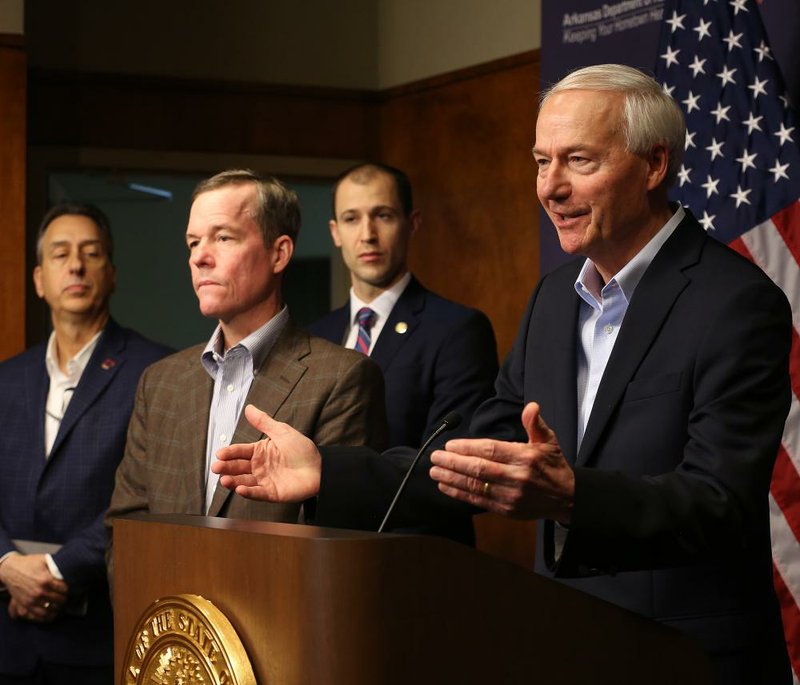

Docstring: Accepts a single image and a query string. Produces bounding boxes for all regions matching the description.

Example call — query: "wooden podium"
[113,514,711,684]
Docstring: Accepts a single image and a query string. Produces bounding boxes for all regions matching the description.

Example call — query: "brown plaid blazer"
[107,322,387,526]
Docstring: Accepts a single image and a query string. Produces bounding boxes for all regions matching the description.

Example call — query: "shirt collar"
[201,305,290,376]
[349,272,412,325]
[45,329,104,384]
[575,205,685,306]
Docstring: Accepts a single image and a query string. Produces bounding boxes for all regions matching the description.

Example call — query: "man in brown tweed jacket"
[107,170,387,530]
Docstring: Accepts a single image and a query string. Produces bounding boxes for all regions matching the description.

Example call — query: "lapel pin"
[101,358,117,370]
[394,322,408,334]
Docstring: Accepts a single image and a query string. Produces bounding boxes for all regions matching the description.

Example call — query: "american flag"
[655,0,800,679]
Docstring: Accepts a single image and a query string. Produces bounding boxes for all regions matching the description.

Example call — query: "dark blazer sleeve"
[315,443,477,532]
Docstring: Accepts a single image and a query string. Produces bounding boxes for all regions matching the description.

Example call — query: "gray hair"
[541,64,686,187]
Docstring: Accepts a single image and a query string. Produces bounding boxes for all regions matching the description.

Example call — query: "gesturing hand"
[429,402,575,522]
[212,404,322,502]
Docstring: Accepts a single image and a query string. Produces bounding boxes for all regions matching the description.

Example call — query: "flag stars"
[702,175,720,198]
[682,91,701,113]
[694,18,712,41]
[723,30,744,51]
[730,185,752,207]
[666,11,687,32]
[747,76,769,99]
[689,56,707,77]
[754,40,773,62]
[661,45,681,68]
[711,102,731,123]
[706,138,725,160]
[662,82,675,97]
[774,122,795,146]
[685,130,697,150]
[717,65,737,87]
[699,211,716,231]
[743,112,763,134]
[736,149,758,172]
[729,0,749,15]
[769,160,790,182]
[678,165,692,187]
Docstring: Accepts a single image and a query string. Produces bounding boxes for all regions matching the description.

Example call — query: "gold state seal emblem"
[122,594,255,685]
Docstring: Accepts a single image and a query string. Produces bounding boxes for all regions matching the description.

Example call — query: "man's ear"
[409,210,422,236]
[271,235,294,275]
[646,143,670,191]
[329,219,343,248]
[33,266,44,299]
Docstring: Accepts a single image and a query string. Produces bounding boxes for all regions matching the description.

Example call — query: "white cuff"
[45,553,64,580]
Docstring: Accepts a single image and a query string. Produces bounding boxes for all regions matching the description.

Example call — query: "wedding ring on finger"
[483,481,491,497]
[43,601,51,610]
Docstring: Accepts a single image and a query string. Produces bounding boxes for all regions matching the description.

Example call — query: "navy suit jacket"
[309,276,498,448]
[314,215,792,683]
[0,320,170,674]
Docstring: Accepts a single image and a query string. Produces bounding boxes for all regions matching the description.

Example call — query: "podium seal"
[122,594,255,685]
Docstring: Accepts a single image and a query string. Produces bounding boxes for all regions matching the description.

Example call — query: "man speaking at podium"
[213,66,792,684]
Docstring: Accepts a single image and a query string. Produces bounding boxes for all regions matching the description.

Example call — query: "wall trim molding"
[382,49,540,99]
[28,67,380,102]
[28,48,540,115]
[0,33,24,48]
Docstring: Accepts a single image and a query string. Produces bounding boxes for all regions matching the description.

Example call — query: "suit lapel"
[546,286,581,465]
[48,321,126,459]
[207,323,310,515]
[24,350,49,470]
[576,217,703,466]
[370,276,424,372]
[330,306,350,346]
[182,357,214,513]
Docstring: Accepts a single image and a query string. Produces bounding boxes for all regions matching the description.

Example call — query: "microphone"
[377,411,462,533]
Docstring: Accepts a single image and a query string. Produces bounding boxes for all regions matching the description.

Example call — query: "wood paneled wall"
[28,70,381,160]
[0,36,26,360]
[380,52,541,359]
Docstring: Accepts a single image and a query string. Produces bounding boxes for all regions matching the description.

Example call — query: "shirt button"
[605,325,614,335]
[219,434,227,443]
[226,384,234,393]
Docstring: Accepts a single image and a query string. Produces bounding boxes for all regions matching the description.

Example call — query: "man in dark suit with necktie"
[310,164,497,542]
[213,65,793,683]
[0,203,171,684]
[310,163,498,451]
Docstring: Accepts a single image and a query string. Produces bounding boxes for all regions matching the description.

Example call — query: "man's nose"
[538,163,570,201]
[67,251,86,274]
[190,240,214,267]
[358,217,378,242]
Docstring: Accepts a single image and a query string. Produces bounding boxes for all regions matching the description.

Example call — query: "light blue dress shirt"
[574,206,684,450]
[200,307,289,512]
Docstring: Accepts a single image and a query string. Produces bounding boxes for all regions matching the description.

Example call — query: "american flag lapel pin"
[101,358,117,371]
